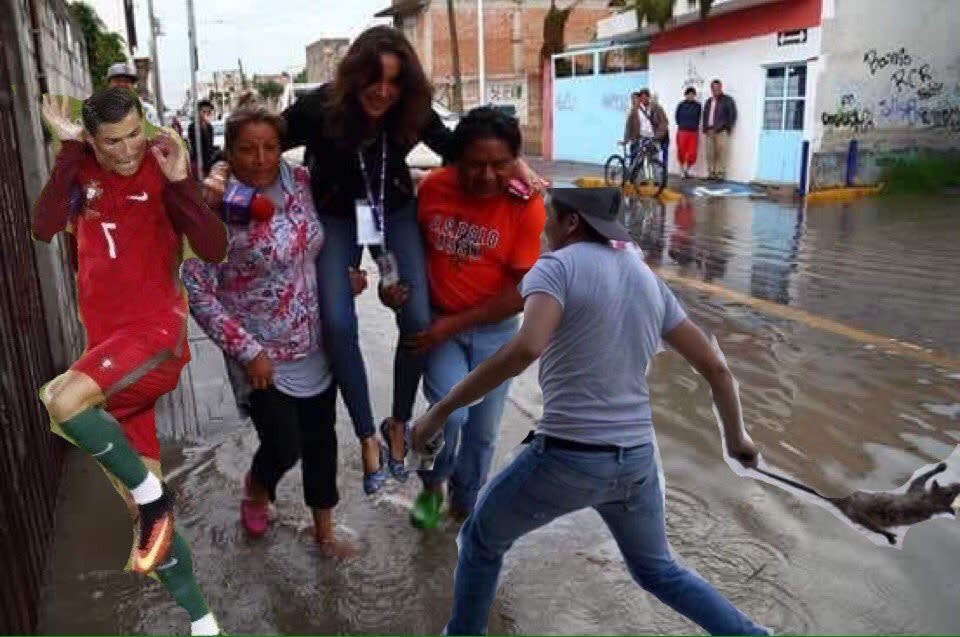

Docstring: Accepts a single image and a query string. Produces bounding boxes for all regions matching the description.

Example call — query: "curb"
[572,176,684,201]
[804,184,883,203]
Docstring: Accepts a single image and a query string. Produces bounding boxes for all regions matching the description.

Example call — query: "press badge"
[355,200,384,246]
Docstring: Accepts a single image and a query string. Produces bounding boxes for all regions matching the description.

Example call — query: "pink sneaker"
[241,474,270,538]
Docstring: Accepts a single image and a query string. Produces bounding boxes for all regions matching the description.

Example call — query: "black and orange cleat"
[131,484,175,574]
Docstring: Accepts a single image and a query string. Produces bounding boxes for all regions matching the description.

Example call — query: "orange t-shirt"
[417,166,546,314]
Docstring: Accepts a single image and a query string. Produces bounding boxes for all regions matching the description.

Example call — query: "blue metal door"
[756,64,806,183]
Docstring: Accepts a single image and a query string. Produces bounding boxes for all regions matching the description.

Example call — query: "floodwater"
[40,193,960,635]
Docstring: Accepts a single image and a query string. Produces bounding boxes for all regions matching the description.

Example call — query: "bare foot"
[317,534,366,559]
[384,417,406,462]
[361,436,382,474]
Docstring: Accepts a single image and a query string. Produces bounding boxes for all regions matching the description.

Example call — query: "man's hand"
[349,267,368,296]
[246,351,274,391]
[410,404,448,454]
[402,315,459,353]
[726,432,760,469]
[41,94,83,142]
[378,282,410,310]
[202,161,229,209]
[151,131,189,182]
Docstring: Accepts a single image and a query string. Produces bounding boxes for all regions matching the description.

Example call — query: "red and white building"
[551,0,960,188]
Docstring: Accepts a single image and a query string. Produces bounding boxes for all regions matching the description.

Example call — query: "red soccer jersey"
[73,153,187,344]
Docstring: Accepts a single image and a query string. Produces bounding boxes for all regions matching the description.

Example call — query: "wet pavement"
[39,181,960,634]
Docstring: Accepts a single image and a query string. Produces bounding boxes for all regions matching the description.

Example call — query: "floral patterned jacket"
[181,161,323,366]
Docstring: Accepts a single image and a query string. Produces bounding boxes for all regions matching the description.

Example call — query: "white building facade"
[557,0,960,188]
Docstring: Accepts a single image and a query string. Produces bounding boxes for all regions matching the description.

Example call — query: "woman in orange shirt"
[385,108,546,528]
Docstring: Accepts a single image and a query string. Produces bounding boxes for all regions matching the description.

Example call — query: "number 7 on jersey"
[101,222,118,259]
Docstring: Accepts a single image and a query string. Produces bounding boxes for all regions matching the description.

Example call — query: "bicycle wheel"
[631,156,667,197]
[604,154,627,187]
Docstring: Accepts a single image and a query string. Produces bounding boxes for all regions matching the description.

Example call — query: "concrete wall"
[649,26,822,182]
[814,0,960,154]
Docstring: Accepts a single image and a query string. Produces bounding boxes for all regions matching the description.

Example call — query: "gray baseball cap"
[106,62,138,82]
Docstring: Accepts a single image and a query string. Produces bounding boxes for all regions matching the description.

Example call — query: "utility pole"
[238,58,247,90]
[187,0,203,178]
[477,0,486,106]
[147,0,164,115]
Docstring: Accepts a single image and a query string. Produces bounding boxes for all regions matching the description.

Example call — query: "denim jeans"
[445,435,770,636]
[316,201,431,440]
[419,316,519,512]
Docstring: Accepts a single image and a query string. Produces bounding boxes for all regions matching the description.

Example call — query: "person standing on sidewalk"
[182,104,364,557]
[675,87,702,179]
[32,89,226,636]
[411,187,768,636]
[702,79,737,180]
[383,107,545,529]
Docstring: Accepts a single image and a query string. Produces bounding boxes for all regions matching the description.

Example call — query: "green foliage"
[293,69,308,83]
[69,2,127,91]
[879,154,960,193]
[255,80,284,101]
[618,0,713,30]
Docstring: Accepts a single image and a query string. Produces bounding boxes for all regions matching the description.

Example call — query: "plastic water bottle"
[406,422,444,471]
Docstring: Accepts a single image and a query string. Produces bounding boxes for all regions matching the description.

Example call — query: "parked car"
[407,101,460,168]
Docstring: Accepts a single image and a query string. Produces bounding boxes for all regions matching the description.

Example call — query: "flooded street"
[40,192,960,635]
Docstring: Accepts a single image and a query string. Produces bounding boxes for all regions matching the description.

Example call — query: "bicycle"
[604,138,667,197]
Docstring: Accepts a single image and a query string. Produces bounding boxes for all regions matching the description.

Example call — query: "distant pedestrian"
[624,88,668,162]
[675,87,702,179]
[702,79,737,181]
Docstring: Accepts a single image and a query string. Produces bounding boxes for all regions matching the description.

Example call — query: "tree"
[255,80,284,103]
[293,69,308,83]
[618,0,714,30]
[541,0,584,61]
[446,0,464,113]
[69,2,127,91]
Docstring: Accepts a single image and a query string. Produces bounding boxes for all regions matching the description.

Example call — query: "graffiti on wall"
[821,93,875,132]
[601,92,630,112]
[822,46,960,134]
[681,61,706,93]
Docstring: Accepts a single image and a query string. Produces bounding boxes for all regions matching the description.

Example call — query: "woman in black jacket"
[281,26,542,495]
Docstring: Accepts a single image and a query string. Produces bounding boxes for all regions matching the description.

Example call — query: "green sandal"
[410,490,444,529]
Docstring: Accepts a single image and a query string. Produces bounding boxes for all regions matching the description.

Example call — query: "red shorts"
[676,130,699,166]
[72,313,189,459]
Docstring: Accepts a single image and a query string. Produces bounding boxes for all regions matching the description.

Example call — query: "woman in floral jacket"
[182,104,363,557]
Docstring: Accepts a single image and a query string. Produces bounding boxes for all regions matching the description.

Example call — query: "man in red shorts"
[32,88,227,635]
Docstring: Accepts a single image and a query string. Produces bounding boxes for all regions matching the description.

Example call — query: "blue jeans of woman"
[317,201,431,440]
[417,316,519,512]
[445,435,770,636]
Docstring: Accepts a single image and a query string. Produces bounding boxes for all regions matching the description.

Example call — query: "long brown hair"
[325,26,433,148]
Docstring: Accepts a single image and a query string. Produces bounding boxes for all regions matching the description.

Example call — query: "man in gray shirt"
[412,187,767,636]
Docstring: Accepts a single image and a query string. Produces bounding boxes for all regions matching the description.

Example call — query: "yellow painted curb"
[805,184,883,203]
[658,269,960,371]
[573,176,683,201]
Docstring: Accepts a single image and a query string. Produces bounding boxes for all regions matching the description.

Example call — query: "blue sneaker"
[380,419,409,482]
[363,445,388,495]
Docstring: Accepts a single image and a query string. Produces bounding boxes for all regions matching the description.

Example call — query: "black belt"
[522,431,633,453]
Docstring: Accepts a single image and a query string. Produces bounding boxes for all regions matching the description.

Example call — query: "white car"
[212,120,226,151]
[407,101,460,168]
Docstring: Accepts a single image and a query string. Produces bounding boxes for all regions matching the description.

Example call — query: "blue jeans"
[445,436,770,636]
[317,201,431,440]
[419,316,518,512]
